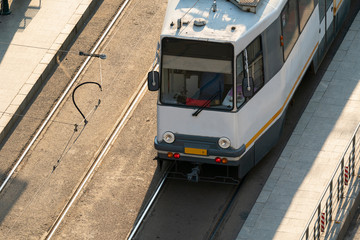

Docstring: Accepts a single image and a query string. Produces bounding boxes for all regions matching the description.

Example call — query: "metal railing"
[300,123,360,240]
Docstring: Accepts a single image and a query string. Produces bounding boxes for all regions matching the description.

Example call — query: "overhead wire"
[4,100,100,237]
[178,0,200,35]
[0,53,103,128]
[181,0,200,19]
[1,0,157,234]
[0,111,75,126]
[4,122,80,236]
[0,40,90,56]
[100,0,141,51]
[95,1,159,97]
[3,33,105,234]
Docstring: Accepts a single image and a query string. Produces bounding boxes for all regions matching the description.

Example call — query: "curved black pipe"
[72,81,102,124]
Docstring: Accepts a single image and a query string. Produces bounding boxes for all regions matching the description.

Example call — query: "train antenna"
[212,0,217,12]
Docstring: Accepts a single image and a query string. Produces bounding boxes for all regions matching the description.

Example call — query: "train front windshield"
[160,38,234,110]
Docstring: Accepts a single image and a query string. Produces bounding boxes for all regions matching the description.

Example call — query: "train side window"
[236,53,245,108]
[298,0,315,31]
[246,37,264,94]
[236,36,264,108]
[281,1,300,60]
[326,0,332,11]
[319,0,325,21]
[262,16,283,83]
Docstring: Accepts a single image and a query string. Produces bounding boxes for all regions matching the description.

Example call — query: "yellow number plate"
[184,147,207,156]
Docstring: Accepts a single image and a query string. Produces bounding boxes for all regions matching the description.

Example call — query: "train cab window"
[160,39,234,110]
[161,58,233,109]
[236,36,264,108]
[298,0,315,31]
[281,1,300,60]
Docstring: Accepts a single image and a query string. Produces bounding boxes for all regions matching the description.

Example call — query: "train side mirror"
[242,77,254,98]
[148,71,160,91]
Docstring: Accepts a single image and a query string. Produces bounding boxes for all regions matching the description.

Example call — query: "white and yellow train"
[148,0,351,181]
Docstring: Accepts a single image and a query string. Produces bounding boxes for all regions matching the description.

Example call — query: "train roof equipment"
[161,0,284,45]
[229,0,261,13]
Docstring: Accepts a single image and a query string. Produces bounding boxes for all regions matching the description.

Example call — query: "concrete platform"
[236,9,360,240]
[0,0,98,143]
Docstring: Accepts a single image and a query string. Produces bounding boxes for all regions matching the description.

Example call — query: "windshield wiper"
[192,91,220,117]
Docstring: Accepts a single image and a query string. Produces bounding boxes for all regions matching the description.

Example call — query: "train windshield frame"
[160,38,235,111]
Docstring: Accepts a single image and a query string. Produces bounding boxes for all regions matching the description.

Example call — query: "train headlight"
[218,137,231,149]
[163,131,175,144]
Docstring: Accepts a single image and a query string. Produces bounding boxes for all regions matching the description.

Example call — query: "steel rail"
[126,168,240,240]
[0,0,131,194]
[127,172,168,240]
[208,183,241,240]
[45,63,158,239]
[127,164,170,240]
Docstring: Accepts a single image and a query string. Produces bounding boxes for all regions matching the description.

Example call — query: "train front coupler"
[187,165,200,182]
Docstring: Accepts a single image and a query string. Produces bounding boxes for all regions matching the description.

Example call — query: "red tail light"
[174,153,180,159]
[215,157,221,163]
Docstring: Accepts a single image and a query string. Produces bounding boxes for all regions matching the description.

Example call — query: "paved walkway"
[236,10,360,240]
[0,0,96,142]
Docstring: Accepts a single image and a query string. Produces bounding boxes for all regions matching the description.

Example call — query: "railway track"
[45,64,157,239]
[0,0,166,238]
[52,1,360,239]
[127,166,169,240]
[2,0,355,238]
[127,171,242,240]
[123,3,360,239]
[0,0,131,195]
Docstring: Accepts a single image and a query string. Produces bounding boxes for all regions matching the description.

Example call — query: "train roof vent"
[229,0,261,13]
